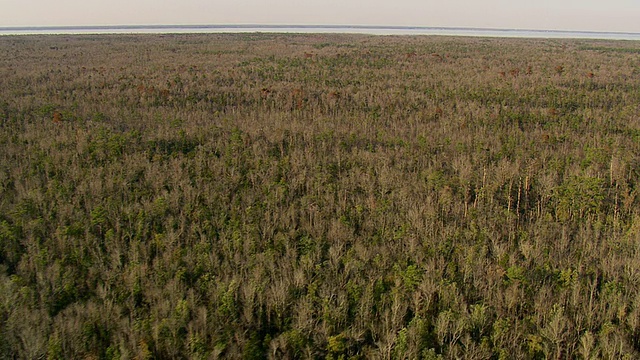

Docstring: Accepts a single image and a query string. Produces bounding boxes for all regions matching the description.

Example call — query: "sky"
[2,0,640,33]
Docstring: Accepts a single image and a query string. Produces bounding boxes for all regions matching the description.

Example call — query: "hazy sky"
[2,0,639,32]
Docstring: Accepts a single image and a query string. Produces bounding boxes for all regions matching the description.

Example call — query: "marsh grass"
[1,33,640,359]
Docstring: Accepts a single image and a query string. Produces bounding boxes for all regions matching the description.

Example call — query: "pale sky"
[2,0,640,33]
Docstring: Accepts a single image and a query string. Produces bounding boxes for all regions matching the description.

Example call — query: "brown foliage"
[52,111,62,124]
[291,87,305,109]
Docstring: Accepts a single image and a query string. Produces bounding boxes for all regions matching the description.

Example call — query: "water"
[1,25,639,40]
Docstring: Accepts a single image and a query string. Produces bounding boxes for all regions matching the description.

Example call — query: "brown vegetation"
[1,33,640,359]
[261,87,272,99]
[405,51,417,59]
[526,65,533,75]
[52,111,62,124]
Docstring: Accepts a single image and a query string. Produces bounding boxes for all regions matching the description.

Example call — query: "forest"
[1,33,640,358]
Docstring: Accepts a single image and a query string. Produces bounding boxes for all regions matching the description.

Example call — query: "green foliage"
[554,176,605,221]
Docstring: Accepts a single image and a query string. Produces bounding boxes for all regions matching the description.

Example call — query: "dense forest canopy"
[1,33,640,359]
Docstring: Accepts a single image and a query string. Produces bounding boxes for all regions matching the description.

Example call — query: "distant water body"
[1,25,639,40]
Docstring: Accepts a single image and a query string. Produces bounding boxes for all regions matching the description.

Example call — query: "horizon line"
[1,24,640,36]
